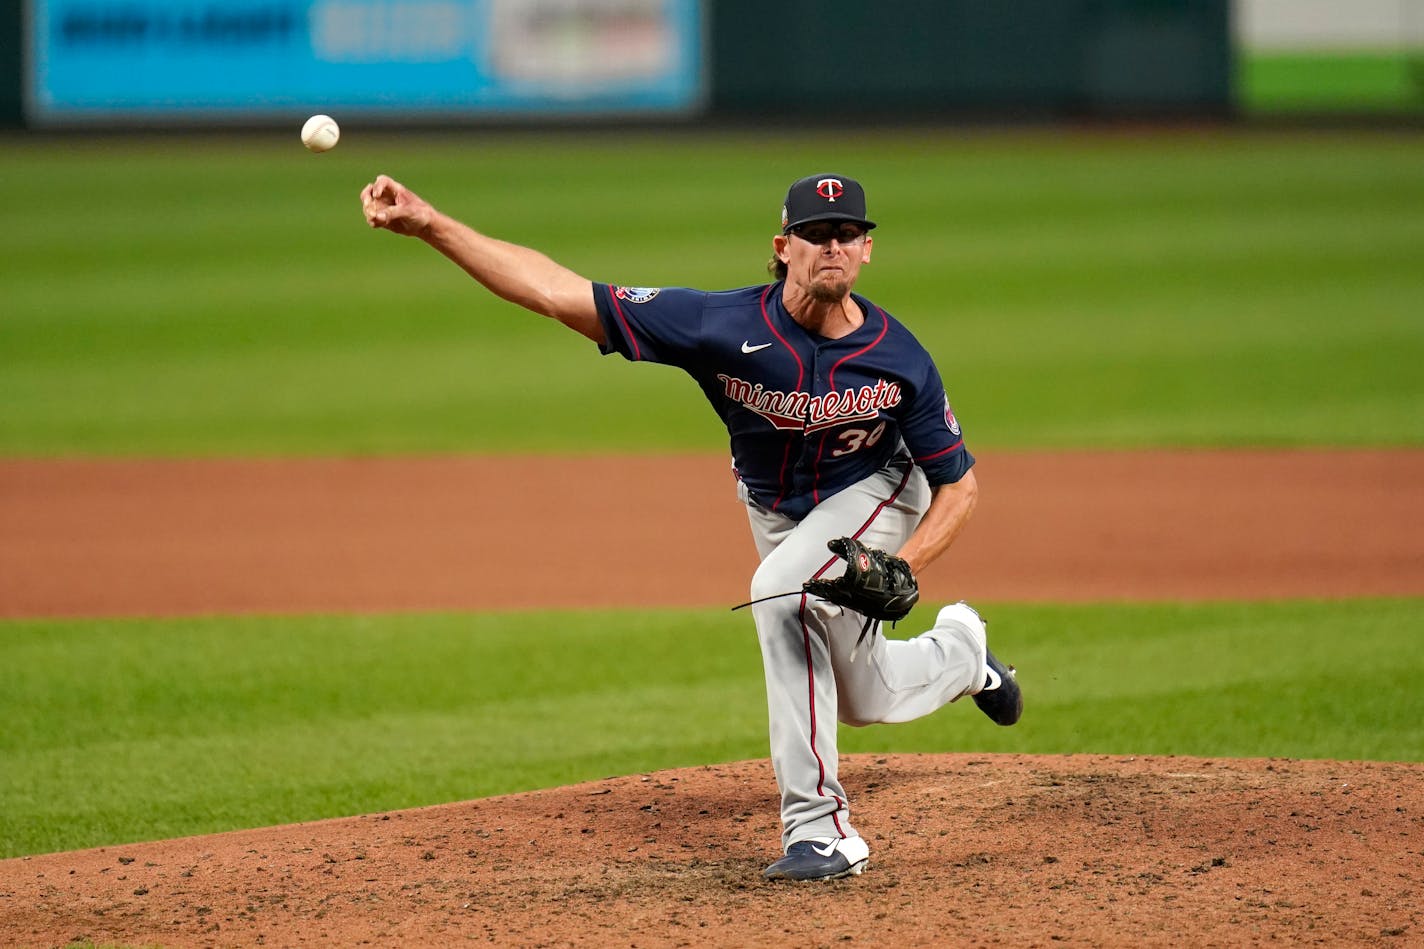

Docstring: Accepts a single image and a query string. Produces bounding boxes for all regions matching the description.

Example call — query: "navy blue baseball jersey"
[594,281,974,521]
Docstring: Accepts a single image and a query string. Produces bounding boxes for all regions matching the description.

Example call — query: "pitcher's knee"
[749,561,803,610]
[837,699,885,728]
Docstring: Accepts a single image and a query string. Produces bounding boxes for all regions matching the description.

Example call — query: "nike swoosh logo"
[811,841,838,857]
[741,341,774,354]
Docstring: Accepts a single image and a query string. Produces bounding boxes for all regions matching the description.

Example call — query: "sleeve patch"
[944,395,961,436]
[613,287,661,304]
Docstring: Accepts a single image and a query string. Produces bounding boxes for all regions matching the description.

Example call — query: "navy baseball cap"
[781,174,876,233]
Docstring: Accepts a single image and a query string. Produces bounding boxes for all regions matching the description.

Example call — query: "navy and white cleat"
[763,836,870,882]
[935,601,1024,727]
[974,647,1022,726]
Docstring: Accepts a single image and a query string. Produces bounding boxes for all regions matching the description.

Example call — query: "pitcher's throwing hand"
[360,175,435,237]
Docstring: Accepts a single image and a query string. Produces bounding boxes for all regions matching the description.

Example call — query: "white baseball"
[301,114,340,153]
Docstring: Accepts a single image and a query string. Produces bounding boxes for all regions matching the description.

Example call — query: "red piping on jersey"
[797,454,915,838]
[829,304,890,385]
[810,304,891,506]
[759,284,804,512]
[607,290,642,361]
[914,439,964,464]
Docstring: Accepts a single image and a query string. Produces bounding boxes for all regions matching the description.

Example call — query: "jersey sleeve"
[593,284,706,367]
[899,361,975,485]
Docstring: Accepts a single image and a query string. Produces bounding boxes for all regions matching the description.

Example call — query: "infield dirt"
[0,449,1421,947]
[3,449,1422,617]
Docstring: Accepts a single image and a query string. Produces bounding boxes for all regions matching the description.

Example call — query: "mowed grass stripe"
[3,598,1421,858]
[1,129,1420,454]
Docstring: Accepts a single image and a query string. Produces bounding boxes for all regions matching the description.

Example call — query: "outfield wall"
[709,0,1230,119]
[0,2,20,125]
[9,1,1422,128]
[0,0,1230,129]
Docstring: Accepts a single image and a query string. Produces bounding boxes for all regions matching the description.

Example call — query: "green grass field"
[2,128,1421,859]
[2,128,1421,454]
[4,599,1421,859]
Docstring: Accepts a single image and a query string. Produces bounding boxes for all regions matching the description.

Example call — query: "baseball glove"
[803,537,919,622]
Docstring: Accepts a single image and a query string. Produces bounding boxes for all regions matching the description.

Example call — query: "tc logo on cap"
[781,173,875,233]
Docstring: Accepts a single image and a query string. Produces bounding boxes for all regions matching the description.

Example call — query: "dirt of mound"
[0,449,1421,947]
[1,754,1420,948]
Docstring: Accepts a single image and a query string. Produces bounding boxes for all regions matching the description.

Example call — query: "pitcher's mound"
[3,753,1420,947]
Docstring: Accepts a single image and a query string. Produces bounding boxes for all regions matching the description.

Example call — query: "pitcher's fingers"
[370,174,400,201]
[360,194,386,226]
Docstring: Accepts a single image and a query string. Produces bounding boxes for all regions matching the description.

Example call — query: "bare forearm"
[421,212,602,341]
[361,174,603,343]
[422,213,580,312]
[896,470,979,574]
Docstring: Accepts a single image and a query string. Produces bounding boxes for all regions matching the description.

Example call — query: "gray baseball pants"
[742,454,987,850]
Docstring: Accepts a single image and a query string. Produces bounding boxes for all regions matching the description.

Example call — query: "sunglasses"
[790,221,868,246]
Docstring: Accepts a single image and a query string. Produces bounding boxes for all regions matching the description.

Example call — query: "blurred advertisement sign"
[27,0,704,122]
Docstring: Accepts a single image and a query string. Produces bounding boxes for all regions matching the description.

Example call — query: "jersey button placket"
[795,351,830,483]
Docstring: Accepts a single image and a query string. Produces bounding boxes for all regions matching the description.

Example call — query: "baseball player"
[359,171,1022,882]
